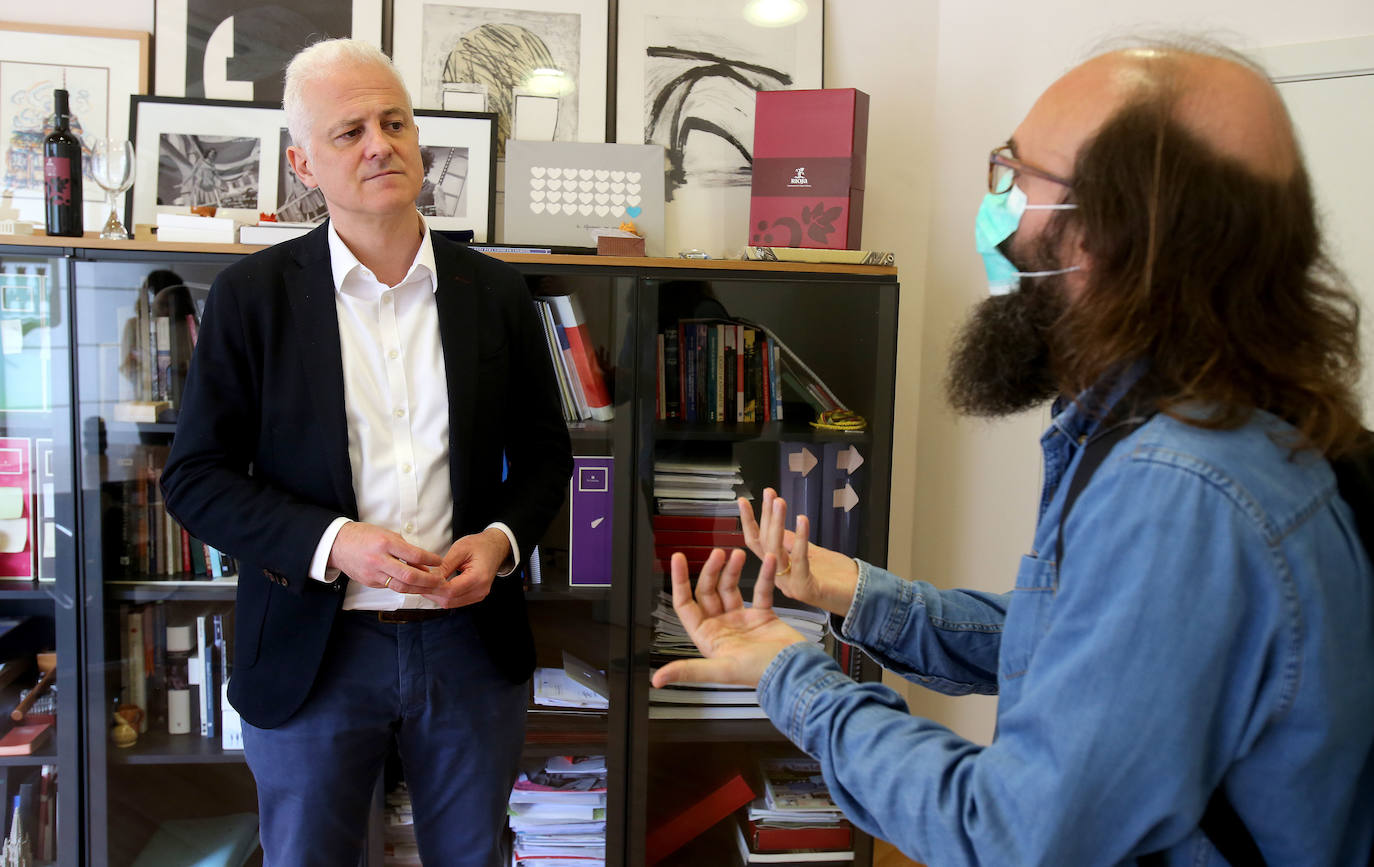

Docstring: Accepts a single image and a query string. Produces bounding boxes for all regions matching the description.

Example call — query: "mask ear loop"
[1016,201,1081,278]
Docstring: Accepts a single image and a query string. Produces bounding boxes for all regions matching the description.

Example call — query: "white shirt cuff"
[311,517,352,582]
[488,522,520,577]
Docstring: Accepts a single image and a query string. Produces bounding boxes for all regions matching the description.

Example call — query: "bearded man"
[653,39,1374,866]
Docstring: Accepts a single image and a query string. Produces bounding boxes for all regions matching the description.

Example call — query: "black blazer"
[161,224,573,728]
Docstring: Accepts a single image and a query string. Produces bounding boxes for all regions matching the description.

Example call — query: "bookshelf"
[0,234,898,867]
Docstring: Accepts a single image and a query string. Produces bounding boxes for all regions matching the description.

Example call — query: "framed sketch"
[154,0,383,102]
[0,22,149,228]
[392,0,609,157]
[131,97,498,242]
[616,0,823,200]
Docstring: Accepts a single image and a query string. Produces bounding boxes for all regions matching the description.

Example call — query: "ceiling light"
[743,0,808,28]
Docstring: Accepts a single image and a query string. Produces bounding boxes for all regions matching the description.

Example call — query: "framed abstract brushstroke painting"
[392,0,609,157]
[154,0,383,102]
[0,22,149,228]
[616,0,823,201]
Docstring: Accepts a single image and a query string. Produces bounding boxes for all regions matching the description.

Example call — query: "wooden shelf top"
[0,232,898,277]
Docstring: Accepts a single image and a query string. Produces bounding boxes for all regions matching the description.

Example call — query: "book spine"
[154,315,172,403]
[656,332,666,421]
[549,294,613,421]
[664,328,680,420]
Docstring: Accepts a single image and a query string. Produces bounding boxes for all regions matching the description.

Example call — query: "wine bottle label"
[44,157,73,206]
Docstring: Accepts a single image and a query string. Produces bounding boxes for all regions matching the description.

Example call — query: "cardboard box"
[749,88,869,250]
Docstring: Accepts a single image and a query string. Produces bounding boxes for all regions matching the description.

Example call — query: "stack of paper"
[654,458,750,518]
[509,756,607,867]
[155,213,236,244]
[384,782,421,867]
[649,592,826,719]
[532,652,609,713]
[238,221,316,245]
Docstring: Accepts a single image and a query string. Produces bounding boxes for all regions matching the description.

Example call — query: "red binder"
[645,771,756,865]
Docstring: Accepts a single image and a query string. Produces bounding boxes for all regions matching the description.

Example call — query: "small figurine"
[2,795,31,867]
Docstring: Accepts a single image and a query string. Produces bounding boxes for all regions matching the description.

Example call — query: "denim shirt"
[758,395,1374,865]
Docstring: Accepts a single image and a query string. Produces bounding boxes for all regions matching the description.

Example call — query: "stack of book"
[734,757,854,863]
[238,221,316,245]
[652,513,745,573]
[654,458,748,525]
[384,782,420,866]
[534,292,613,423]
[649,592,826,719]
[508,756,608,867]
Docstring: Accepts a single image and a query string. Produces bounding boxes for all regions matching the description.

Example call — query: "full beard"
[944,266,1070,418]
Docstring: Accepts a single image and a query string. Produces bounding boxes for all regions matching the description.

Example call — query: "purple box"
[569,456,614,587]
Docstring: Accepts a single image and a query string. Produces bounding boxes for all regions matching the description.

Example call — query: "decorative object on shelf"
[0,22,149,230]
[616,0,823,201]
[110,709,138,748]
[154,0,382,102]
[505,140,665,254]
[749,88,870,250]
[9,652,55,722]
[89,138,137,239]
[392,0,610,157]
[1,794,31,867]
[130,97,499,241]
[41,88,83,238]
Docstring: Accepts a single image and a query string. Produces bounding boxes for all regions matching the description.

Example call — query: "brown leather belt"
[366,608,452,624]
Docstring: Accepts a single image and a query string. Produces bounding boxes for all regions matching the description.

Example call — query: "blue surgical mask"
[976,184,1080,296]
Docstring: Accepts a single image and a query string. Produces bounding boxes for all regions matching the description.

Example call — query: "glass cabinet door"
[629,270,898,866]
[74,253,258,867]
[502,265,635,867]
[73,250,639,867]
[0,247,79,867]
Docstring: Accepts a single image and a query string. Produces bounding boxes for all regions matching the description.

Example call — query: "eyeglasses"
[988,143,1073,195]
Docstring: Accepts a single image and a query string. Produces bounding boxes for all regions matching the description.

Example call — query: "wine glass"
[89,138,135,240]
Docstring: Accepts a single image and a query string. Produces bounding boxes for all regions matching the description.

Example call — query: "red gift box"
[749,88,870,250]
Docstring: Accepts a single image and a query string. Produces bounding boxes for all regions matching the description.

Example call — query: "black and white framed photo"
[131,97,498,241]
[154,0,383,102]
[412,109,498,241]
[130,96,283,228]
[0,22,149,228]
[615,0,822,200]
[392,0,609,157]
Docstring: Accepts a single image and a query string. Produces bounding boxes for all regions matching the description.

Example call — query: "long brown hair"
[1050,93,1365,457]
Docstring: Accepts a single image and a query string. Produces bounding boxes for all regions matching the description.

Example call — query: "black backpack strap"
[1054,420,1141,566]
[1057,416,1269,867]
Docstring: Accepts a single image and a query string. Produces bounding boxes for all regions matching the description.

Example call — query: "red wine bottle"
[43,88,83,237]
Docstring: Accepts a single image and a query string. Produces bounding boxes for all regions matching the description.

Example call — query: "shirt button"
[394,408,406,418]
[404,522,414,533]
[401,463,412,473]
[382,291,393,303]
[388,349,399,360]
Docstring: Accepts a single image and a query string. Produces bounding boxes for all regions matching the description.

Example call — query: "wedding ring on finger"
[384,575,393,589]
[776,559,791,576]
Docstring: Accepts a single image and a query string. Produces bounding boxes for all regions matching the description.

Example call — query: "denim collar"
[1046,362,1150,448]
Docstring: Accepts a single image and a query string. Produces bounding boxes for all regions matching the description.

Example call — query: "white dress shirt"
[308,215,518,609]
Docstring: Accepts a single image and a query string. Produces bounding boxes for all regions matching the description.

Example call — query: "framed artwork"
[392,0,609,157]
[615,0,823,200]
[155,0,383,102]
[0,22,149,228]
[130,96,282,228]
[131,96,499,242]
[413,109,497,241]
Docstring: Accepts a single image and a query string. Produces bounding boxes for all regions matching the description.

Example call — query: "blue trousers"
[241,608,527,867]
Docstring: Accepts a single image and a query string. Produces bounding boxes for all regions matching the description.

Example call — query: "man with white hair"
[162,38,572,866]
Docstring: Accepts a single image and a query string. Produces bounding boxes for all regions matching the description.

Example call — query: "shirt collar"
[326,212,437,295]
[1047,360,1150,446]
